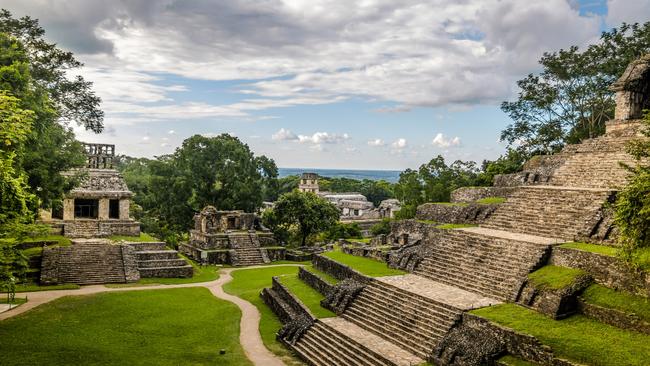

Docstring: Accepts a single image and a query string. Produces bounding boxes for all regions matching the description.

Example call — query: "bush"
[323,222,362,242]
[370,218,391,236]
[615,115,650,268]
[394,204,417,220]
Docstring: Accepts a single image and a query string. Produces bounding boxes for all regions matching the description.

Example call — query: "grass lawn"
[223,266,305,366]
[559,242,619,256]
[277,274,335,318]
[527,265,586,290]
[475,197,507,204]
[471,303,650,366]
[0,288,251,366]
[322,251,405,277]
[109,232,159,242]
[581,284,650,322]
[303,265,340,284]
[21,234,72,247]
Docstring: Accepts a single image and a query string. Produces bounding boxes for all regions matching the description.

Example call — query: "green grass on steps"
[527,265,586,290]
[349,237,371,243]
[471,303,650,366]
[20,235,72,247]
[475,197,507,204]
[276,274,335,318]
[303,265,340,284]
[558,242,619,256]
[435,223,478,230]
[108,232,159,242]
[581,284,650,322]
[322,250,406,277]
[222,266,304,366]
[0,288,251,366]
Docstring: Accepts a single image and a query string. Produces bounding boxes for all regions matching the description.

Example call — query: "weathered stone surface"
[416,202,499,224]
[610,54,650,120]
[549,247,650,296]
[321,278,366,315]
[578,299,650,335]
[451,186,517,203]
[312,254,371,284]
[298,266,335,296]
[516,274,592,319]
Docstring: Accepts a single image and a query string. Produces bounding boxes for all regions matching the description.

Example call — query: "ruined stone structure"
[263,56,650,365]
[40,143,140,238]
[179,206,281,266]
[299,172,320,193]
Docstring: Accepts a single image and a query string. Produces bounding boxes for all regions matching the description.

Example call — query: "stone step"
[138,265,193,278]
[137,259,188,268]
[127,242,167,251]
[135,250,180,260]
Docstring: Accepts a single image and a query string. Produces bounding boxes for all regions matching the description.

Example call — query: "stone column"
[119,199,130,220]
[98,198,109,220]
[63,198,75,220]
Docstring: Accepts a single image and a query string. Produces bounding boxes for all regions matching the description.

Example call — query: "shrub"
[370,218,391,236]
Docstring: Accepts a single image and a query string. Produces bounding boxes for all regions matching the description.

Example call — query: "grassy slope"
[527,265,586,290]
[435,223,478,229]
[0,288,251,366]
[322,251,405,277]
[471,304,650,366]
[475,197,507,204]
[108,232,158,242]
[581,284,650,322]
[277,274,335,318]
[559,242,618,256]
[223,266,304,366]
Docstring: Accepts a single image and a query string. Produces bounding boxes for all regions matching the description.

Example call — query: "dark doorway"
[109,199,120,219]
[227,217,237,229]
[74,199,99,219]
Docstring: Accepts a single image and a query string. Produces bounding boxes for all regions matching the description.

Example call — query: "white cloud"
[606,0,650,26]
[367,138,386,147]
[432,133,461,148]
[272,128,298,141]
[391,138,408,149]
[298,132,350,144]
[168,130,176,135]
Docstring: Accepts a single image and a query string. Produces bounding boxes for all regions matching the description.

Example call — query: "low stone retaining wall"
[578,299,650,335]
[451,186,517,203]
[434,313,577,366]
[517,275,592,319]
[550,247,650,296]
[263,247,286,261]
[416,202,499,224]
[341,245,390,262]
[298,267,335,296]
[312,254,372,285]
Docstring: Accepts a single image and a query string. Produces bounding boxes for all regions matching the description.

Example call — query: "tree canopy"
[501,22,650,156]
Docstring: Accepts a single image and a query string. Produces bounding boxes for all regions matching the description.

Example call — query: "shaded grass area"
[21,235,72,247]
[632,246,650,271]
[223,266,304,366]
[303,265,340,284]
[581,284,650,322]
[14,283,80,293]
[0,288,251,366]
[527,265,586,290]
[0,296,27,305]
[277,274,335,318]
[471,303,650,366]
[109,232,158,242]
[322,251,405,277]
[559,242,618,256]
[475,197,507,204]
[349,238,371,243]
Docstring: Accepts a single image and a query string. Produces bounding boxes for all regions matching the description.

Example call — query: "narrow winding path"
[0,265,300,366]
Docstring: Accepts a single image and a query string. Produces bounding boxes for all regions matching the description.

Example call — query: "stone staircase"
[228,232,269,266]
[481,186,614,240]
[48,241,127,285]
[549,135,638,189]
[413,228,552,301]
[340,279,463,360]
[130,242,193,278]
[63,220,102,238]
[293,317,424,366]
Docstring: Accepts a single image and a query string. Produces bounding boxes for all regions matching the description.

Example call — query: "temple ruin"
[40,143,139,238]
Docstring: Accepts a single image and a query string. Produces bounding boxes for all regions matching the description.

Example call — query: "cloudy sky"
[3,0,650,170]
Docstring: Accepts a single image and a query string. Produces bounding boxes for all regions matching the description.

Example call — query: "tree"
[264,191,339,246]
[474,149,527,186]
[115,135,278,243]
[501,22,650,156]
[615,114,650,269]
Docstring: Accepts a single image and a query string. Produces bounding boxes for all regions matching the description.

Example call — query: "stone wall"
[415,202,498,224]
[516,274,592,319]
[578,299,650,335]
[341,244,390,262]
[549,247,650,296]
[121,245,141,282]
[450,187,517,203]
[312,254,372,284]
[434,313,576,366]
[298,266,335,296]
[494,154,567,187]
[263,247,286,261]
